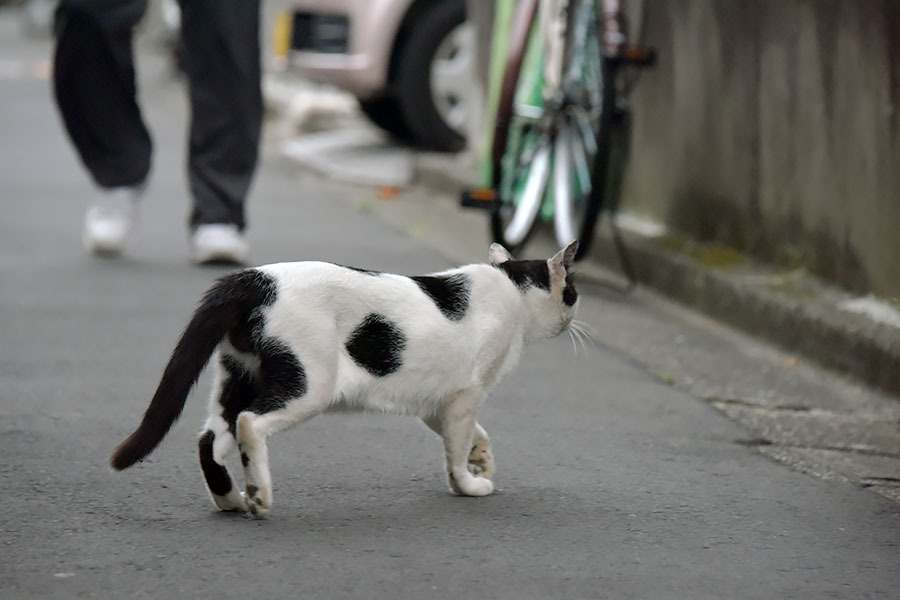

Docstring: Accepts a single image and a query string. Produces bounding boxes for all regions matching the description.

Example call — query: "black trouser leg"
[178,0,262,231]
[53,0,151,189]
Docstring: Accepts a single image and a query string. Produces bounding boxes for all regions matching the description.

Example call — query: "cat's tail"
[110,269,275,471]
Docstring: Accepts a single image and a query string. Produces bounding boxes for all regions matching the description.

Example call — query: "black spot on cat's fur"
[219,341,306,426]
[252,341,307,413]
[346,313,407,376]
[563,271,578,306]
[411,274,471,321]
[219,355,260,435]
[228,309,266,354]
[198,431,232,496]
[497,260,551,292]
[218,271,278,353]
[246,484,259,498]
[241,452,250,467]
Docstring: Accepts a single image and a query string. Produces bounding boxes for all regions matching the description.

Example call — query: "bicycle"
[462,0,654,284]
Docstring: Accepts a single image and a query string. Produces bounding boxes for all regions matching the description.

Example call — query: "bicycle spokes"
[503,140,551,246]
[477,0,653,274]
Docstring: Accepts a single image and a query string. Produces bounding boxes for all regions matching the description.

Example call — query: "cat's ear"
[561,240,578,267]
[548,240,578,281]
[489,243,513,265]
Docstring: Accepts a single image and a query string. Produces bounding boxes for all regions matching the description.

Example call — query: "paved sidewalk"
[2,15,899,599]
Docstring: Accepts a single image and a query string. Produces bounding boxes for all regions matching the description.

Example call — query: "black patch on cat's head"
[411,274,471,321]
[496,260,551,292]
[346,313,406,376]
[563,270,578,306]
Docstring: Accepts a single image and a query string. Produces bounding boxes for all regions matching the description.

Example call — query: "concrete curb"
[590,231,900,398]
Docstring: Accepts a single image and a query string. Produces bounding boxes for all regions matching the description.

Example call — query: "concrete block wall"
[622,0,900,297]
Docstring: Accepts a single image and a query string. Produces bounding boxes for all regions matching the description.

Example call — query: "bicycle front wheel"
[489,0,544,254]
[551,0,618,260]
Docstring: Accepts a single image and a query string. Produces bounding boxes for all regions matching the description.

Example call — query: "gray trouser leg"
[53,0,152,189]
[178,0,262,231]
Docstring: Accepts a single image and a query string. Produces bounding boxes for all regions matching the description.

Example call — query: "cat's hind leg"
[430,388,494,497]
[236,340,333,518]
[237,398,328,518]
[198,427,247,512]
[235,412,272,518]
[198,358,257,512]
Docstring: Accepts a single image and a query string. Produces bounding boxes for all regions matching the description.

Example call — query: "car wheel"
[358,96,414,143]
[394,0,471,152]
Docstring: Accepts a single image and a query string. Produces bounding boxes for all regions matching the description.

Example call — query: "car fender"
[289,0,416,97]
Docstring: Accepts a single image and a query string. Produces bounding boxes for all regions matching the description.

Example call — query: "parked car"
[287,0,472,152]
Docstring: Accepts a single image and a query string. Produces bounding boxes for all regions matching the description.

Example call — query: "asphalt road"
[1,10,897,599]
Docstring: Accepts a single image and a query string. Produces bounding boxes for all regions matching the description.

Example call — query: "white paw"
[244,484,270,519]
[450,472,494,497]
[212,489,248,512]
[467,440,494,480]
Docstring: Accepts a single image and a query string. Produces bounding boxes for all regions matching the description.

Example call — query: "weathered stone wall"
[622,0,900,296]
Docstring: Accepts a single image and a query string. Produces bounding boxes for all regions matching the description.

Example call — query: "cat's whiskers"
[567,328,579,355]
[574,327,588,353]
[569,320,595,353]
[572,319,597,342]
[581,328,594,351]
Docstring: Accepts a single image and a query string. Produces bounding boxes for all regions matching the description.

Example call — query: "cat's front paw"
[467,439,494,480]
[449,472,494,497]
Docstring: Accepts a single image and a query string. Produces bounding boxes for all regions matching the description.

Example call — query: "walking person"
[53,0,262,264]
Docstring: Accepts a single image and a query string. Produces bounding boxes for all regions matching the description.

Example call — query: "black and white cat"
[111,242,580,517]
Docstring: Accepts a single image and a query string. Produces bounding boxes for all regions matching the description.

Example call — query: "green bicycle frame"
[483,0,600,221]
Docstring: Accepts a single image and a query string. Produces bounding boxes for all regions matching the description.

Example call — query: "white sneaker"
[190,224,249,265]
[83,186,142,256]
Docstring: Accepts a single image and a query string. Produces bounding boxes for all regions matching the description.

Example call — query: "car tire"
[394,0,467,152]
[358,96,414,143]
